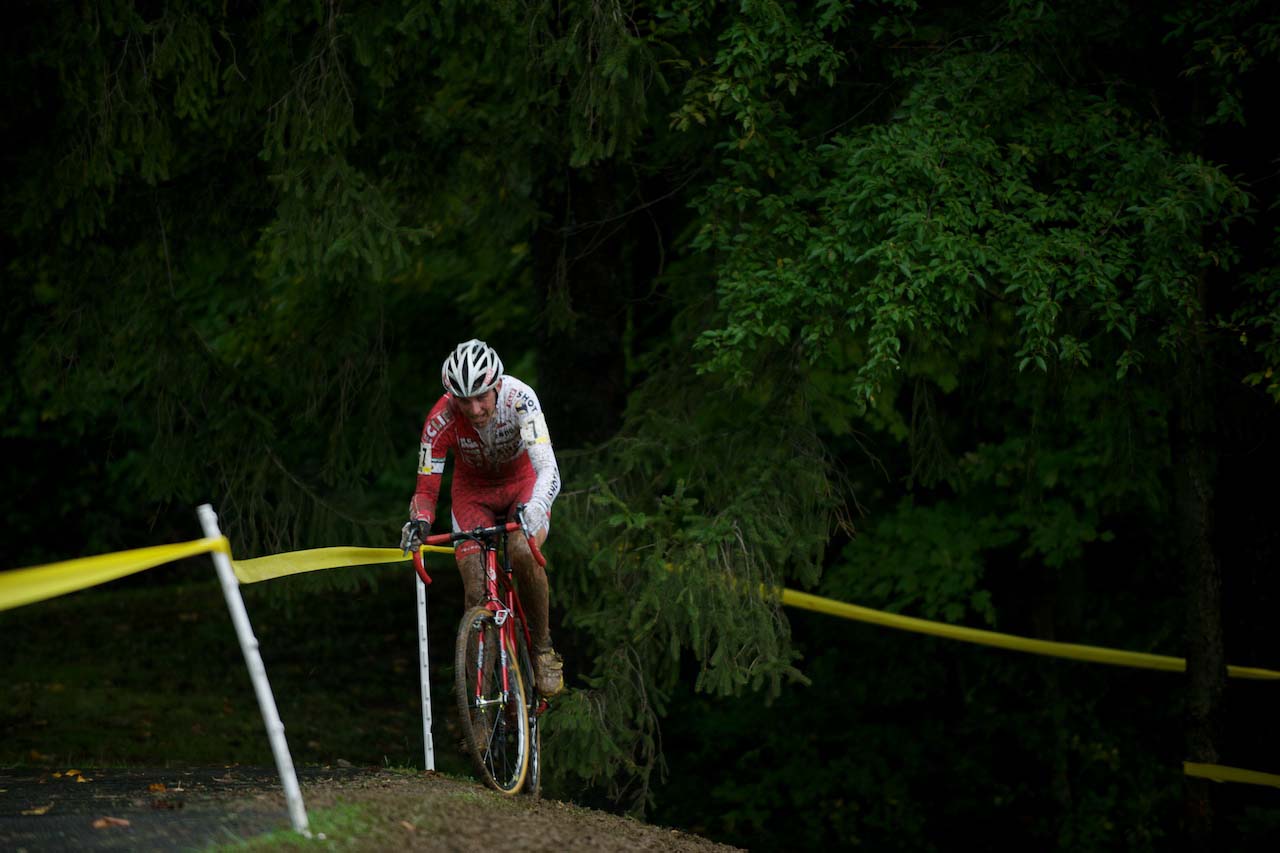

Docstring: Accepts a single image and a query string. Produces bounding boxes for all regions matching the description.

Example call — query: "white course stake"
[416,572,436,771]
[198,504,311,837]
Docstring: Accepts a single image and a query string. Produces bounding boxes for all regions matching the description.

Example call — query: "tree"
[679,0,1277,845]
[6,1,1280,847]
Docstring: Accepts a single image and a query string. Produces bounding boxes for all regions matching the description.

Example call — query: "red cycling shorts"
[449,460,542,559]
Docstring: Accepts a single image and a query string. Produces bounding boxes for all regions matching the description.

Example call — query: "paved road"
[0,765,334,851]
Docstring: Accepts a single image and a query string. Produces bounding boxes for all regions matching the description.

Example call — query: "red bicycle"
[412,506,548,795]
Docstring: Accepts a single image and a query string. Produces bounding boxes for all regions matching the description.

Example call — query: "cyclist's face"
[456,387,498,428]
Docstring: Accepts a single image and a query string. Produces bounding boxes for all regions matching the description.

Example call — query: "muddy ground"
[0,765,742,852]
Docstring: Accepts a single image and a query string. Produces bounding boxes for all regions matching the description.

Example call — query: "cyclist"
[400,338,565,697]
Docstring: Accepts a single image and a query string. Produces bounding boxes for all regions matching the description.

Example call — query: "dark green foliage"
[3,0,541,561]
[541,350,847,806]
[695,9,1251,400]
[652,620,1188,851]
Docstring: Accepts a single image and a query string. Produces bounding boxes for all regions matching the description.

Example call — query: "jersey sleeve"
[409,396,455,525]
[516,388,561,515]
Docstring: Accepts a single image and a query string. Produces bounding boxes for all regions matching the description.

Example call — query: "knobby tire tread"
[454,605,529,794]
[513,619,541,798]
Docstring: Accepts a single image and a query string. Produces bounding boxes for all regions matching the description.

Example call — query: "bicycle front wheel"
[455,606,530,794]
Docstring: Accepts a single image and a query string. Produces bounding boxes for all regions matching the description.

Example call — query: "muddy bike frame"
[411,514,546,683]
[410,508,548,793]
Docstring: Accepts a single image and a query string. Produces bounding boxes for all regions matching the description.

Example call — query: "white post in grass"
[416,573,436,771]
[198,504,311,837]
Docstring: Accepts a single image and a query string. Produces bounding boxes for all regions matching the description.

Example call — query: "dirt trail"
[0,765,742,852]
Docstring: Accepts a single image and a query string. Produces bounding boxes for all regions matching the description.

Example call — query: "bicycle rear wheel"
[454,606,530,794]
[527,710,542,798]
[512,623,542,798]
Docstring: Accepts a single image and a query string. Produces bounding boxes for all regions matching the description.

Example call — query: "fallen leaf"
[92,816,131,829]
[148,783,166,793]
[52,773,62,779]
[66,769,82,777]
[76,776,92,783]
[22,804,53,815]
[399,821,416,832]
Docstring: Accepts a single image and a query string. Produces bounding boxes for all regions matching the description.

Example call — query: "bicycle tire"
[454,606,530,794]
[512,622,542,798]
[527,710,542,798]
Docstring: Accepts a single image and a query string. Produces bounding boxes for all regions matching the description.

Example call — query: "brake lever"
[515,504,547,568]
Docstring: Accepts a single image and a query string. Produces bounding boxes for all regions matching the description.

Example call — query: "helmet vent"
[442,339,504,397]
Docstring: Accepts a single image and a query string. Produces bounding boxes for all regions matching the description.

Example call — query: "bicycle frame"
[412,518,546,698]
[411,512,548,794]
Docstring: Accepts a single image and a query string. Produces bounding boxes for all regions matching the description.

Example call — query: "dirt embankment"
[0,765,742,852]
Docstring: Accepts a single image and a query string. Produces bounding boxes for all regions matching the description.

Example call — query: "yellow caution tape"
[1184,763,1280,788]
[775,588,1280,681]
[0,537,231,612]
[777,588,1280,787]
[7,539,1279,788]
[231,545,454,584]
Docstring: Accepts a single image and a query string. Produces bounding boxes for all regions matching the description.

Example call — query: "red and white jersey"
[409,376,560,525]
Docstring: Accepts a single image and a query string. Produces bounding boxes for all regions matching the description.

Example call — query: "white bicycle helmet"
[442,339,504,397]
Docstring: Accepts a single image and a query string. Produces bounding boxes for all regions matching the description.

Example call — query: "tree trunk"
[533,164,639,449]
[1171,344,1225,850]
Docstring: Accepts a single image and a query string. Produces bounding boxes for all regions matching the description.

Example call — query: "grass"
[211,803,376,851]
[198,771,605,852]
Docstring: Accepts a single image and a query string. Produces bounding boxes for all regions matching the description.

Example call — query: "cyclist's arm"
[409,396,455,527]
[517,393,560,533]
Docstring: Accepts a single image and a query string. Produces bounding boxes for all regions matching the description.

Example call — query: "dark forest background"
[4,1,1280,850]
